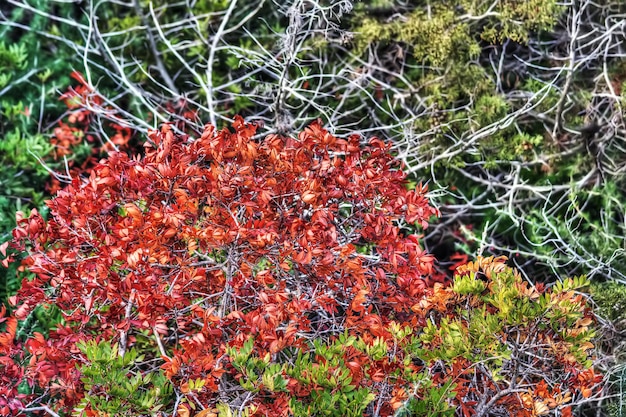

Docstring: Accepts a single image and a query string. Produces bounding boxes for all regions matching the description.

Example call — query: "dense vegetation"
[0,0,624,415]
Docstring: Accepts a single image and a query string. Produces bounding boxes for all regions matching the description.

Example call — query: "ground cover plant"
[0,119,601,416]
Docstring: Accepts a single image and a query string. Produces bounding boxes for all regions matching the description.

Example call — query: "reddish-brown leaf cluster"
[0,306,25,415]
[2,117,439,414]
[47,71,137,194]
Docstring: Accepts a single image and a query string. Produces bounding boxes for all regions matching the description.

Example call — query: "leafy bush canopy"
[0,120,599,416]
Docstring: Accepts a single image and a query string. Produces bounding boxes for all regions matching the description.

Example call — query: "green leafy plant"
[73,339,173,417]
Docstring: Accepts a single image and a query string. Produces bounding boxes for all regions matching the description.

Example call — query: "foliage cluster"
[0,0,80,238]
[0,1,91,311]
[0,121,600,416]
[591,281,626,417]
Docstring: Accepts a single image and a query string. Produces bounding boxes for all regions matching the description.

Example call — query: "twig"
[206,0,239,127]
[20,406,61,417]
[153,326,171,360]
[118,288,136,357]
[132,0,179,95]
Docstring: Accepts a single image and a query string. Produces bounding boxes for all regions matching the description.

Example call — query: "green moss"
[354,9,472,67]
[591,281,626,324]
[353,0,563,60]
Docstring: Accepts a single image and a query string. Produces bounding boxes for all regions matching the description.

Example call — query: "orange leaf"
[301,191,316,204]
[195,410,217,417]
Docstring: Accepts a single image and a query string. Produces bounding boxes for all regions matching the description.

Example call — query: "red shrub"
[2,117,440,415]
